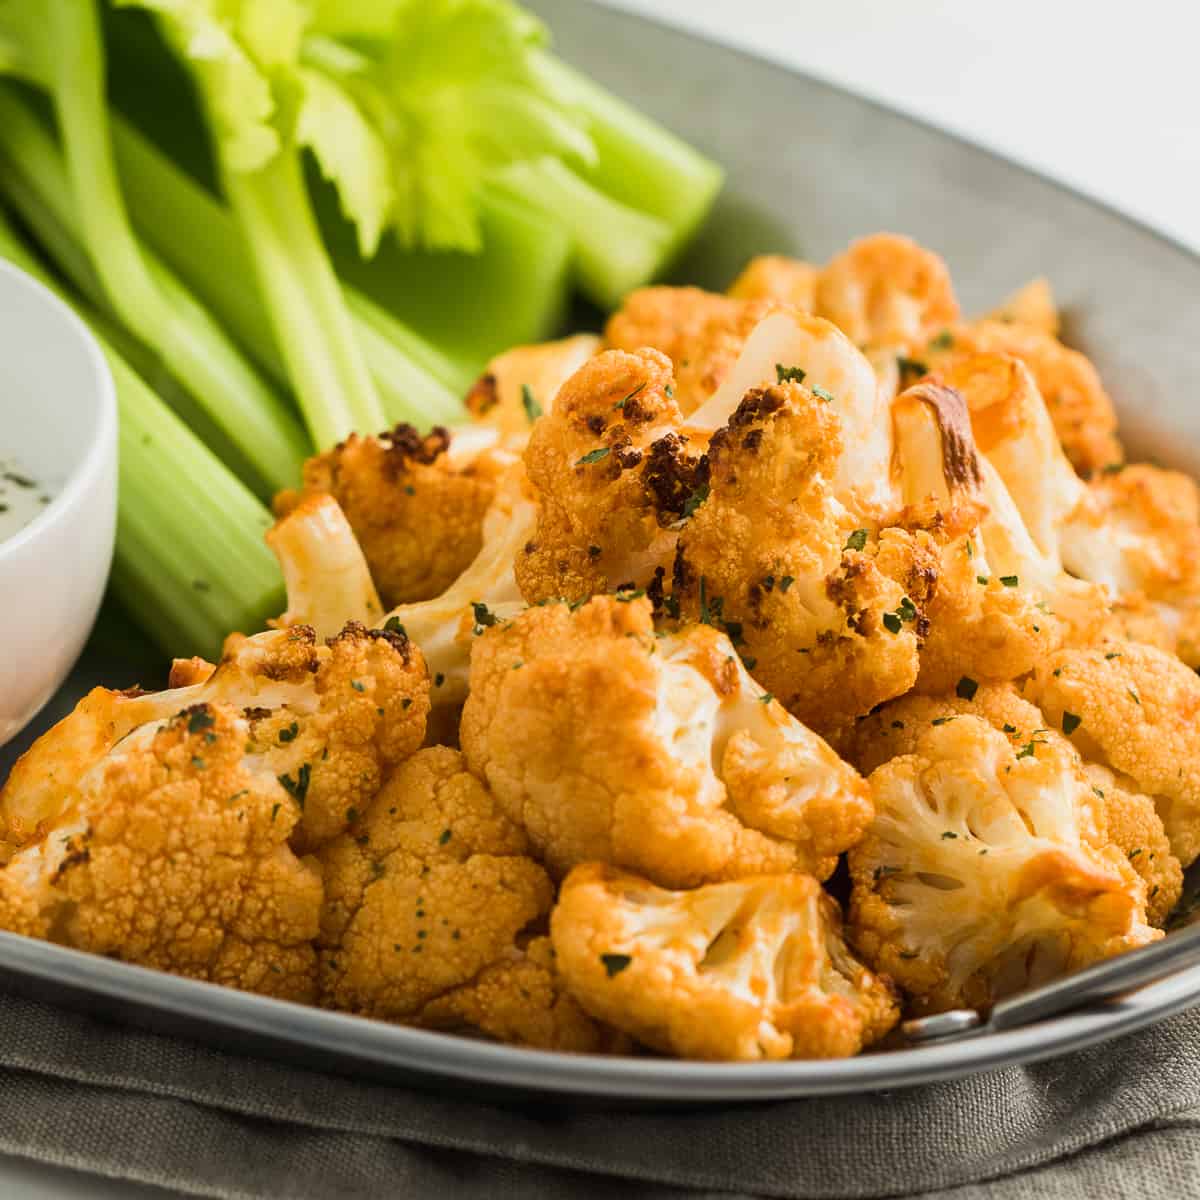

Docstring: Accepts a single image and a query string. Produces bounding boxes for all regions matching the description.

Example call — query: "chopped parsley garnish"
[1100,462,1126,475]
[897,596,917,622]
[576,447,611,466]
[439,828,453,845]
[882,612,902,634]
[999,575,1020,588]
[775,363,806,384]
[278,721,299,743]
[940,831,958,839]
[1061,711,1082,735]
[845,528,869,552]
[759,693,774,705]
[350,680,365,692]
[279,763,311,810]
[1105,651,1122,660]
[1127,687,1141,705]
[897,357,929,376]
[521,383,543,423]
[977,575,990,586]
[270,803,281,823]
[931,716,956,726]
[614,586,645,602]
[401,697,412,710]
[930,330,954,351]
[600,953,632,978]
[1002,723,1017,734]
[779,575,795,593]
[190,756,206,770]
[956,677,979,701]
[471,601,499,634]
[186,708,215,734]
[614,382,646,410]
[811,385,835,403]
[680,482,710,521]
[1129,848,1143,860]
[434,672,446,688]
[384,615,407,637]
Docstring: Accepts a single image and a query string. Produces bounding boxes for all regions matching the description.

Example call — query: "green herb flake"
[434,673,445,688]
[350,680,365,692]
[278,721,299,744]
[471,600,499,634]
[779,575,795,593]
[1061,711,1082,735]
[186,709,215,734]
[270,803,281,823]
[384,616,407,637]
[576,447,611,466]
[956,676,979,701]
[930,330,954,351]
[438,828,453,845]
[891,720,905,729]
[759,693,774,705]
[279,763,312,810]
[775,364,806,384]
[1129,848,1143,860]
[614,382,646,410]
[1000,575,1020,588]
[882,612,903,634]
[681,482,711,521]
[1105,651,1122,660]
[521,383,543,423]
[845,528,869,552]
[1128,688,1141,705]
[190,756,206,770]
[940,831,958,839]
[897,356,929,376]
[977,575,990,586]
[811,385,835,402]
[931,716,956,726]
[601,953,633,978]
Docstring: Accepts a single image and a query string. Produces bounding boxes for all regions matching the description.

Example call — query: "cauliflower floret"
[464,334,601,435]
[461,596,873,887]
[317,747,571,1041]
[852,686,1183,927]
[814,233,960,349]
[892,379,1108,692]
[274,424,516,607]
[984,277,1060,336]
[551,863,899,1060]
[418,935,627,1053]
[1084,764,1182,927]
[604,285,750,414]
[923,321,1121,475]
[668,381,934,741]
[1,623,430,855]
[516,346,692,603]
[382,464,534,713]
[1027,641,1200,867]
[848,717,1159,1014]
[0,701,322,1000]
[727,254,819,310]
[267,493,383,639]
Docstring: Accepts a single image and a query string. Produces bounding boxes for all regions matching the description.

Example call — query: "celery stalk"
[109,117,469,423]
[536,54,724,263]
[0,209,283,659]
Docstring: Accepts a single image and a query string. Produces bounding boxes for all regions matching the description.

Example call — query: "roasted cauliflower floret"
[1027,641,1200,867]
[552,863,898,1060]
[849,686,1183,927]
[0,624,430,855]
[465,334,601,435]
[0,702,322,1000]
[923,321,1121,475]
[274,424,515,607]
[267,493,384,640]
[669,381,932,741]
[461,596,873,887]
[727,254,819,310]
[382,464,534,712]
[317,747,565,1039]
[516,346,692,603]
[848,717,1158,1014]
[814,232,960,349]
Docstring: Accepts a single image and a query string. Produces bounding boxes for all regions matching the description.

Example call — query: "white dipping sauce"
[0,455,52,542]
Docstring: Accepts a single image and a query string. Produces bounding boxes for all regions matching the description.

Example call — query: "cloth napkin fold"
[0,990,1196,1199]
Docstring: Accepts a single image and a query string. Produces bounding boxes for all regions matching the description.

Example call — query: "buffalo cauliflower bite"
[0,701,322,1000]
[461,596,873,887]
[848,686,1183,927]
[274,423,516,607]
[381,464,534,712]
[0,624,430,855]
[984,277,1060,336]
[516,346,691,603]
[551,863,898,1060]
[727,254,819,310]
[814,233,960,349]
[669,380,933,741]
[267,493,384,639]
[1027,641,1200,868]
[923,321,1121,475]
[848,717,1159,1014]
[316,747,611,1049]
[465,334,601,435]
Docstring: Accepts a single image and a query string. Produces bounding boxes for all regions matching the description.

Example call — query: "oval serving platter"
[4,0,1200,1103]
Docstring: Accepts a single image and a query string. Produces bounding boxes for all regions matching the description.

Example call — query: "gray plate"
[4,0,1200,1104]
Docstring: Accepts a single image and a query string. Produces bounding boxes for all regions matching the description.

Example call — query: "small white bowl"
[0,260,117,747]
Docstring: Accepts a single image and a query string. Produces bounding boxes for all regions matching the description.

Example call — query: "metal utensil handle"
[990,921,1200,1031]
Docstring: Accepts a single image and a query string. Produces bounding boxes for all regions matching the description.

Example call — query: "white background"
[4,2,1197,1195]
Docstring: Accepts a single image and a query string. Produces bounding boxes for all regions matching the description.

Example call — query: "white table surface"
[5,2,1195,1195]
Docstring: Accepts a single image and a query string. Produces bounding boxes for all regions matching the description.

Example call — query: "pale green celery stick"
[324,185,573,373]
[0,208,283,659]
[0,87,296,494]
[110,117,467,424]
[535,53,724,259]
[0,2,308,495]
[490,156,673,309]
